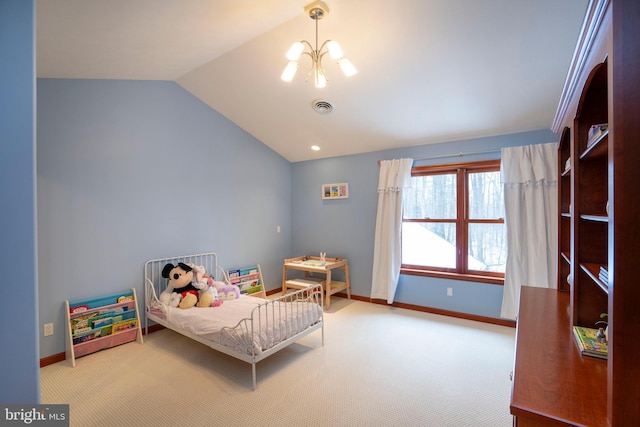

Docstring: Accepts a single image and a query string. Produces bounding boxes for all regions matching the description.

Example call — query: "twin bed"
[144,252,324,390]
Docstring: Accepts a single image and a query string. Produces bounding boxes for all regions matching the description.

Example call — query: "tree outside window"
[401,160,506,284]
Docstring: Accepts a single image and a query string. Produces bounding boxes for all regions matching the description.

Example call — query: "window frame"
[400,159,505,285]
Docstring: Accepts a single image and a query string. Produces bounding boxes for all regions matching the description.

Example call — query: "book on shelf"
[70,313,99,334]
[72,328,101,345]
[228,266,263,295]
[69,304,89,314]
[68,291,135,313]
[599,265,608,283]
[117,295,134,303]
[238,279,262,294]
[573,326,608,359]
[70,307,135,336]
[112,318,138,334]
[227,269,240,280]
[91,316,114,329]
[587,123,608,147]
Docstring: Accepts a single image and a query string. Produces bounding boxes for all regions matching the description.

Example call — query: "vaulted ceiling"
[37,0,588,162]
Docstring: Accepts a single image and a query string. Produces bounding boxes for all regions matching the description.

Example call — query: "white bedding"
[162,295,322,355]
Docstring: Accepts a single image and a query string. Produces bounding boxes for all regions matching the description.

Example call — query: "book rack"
[64,288,143,367]
[227,264,266,298]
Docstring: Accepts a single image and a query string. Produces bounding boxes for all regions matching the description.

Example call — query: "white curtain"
[370,158,414,303]
[501,142,558,320]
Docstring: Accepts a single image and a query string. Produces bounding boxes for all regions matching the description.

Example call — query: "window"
[401,160,506,284]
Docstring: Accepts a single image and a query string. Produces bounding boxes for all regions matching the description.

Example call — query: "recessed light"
[311,145,320,151]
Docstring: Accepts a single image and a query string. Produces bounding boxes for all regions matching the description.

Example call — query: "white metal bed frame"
[144,252,324,390]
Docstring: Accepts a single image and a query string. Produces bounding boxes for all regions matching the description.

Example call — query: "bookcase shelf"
[580,131,608,160]
[65,288,143,367]
[580,214,608,222]
[580,262,609,293]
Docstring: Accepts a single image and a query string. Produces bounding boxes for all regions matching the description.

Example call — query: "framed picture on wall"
[322,183,349,199]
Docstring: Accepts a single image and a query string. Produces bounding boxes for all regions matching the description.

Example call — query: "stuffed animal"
[217,283,241,301]
[189,270,240,302]
[160,262,213,309]
[190,264,222,307]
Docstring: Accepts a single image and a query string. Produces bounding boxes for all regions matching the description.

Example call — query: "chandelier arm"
[318,39,332,52]
[299,40,314,51]
[299,51,315,76]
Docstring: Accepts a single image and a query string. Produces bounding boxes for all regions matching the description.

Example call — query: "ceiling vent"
[311,99,334,114]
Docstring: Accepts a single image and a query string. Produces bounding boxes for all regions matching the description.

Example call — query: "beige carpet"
[41,297,516,427]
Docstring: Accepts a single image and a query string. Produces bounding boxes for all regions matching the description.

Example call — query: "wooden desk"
[282,256,351,310]
[510,287,607,426]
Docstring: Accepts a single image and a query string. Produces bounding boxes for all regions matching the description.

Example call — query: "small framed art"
[322,183,349,199]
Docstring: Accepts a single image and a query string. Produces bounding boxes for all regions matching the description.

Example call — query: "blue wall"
[37,79,292,358]
[291,130,556,318]
[34,73,556,368]
[0,0,39,403]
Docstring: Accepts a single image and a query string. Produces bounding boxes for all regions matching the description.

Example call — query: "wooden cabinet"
[513,0,640,425]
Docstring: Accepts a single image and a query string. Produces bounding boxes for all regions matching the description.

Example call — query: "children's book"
[112,318,138,334]
[228,266,263,295]
[573,326,608,359]
[70,313,99,334]
[72,328,101,344]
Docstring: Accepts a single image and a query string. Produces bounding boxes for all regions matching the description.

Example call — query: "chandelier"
[280,1,357,88]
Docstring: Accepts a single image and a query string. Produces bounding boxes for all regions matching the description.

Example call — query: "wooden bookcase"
[572,61,609,328]
[65,288,143,367]
[512,0,640,425]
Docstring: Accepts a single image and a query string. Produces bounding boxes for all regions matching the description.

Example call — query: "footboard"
[218,284,324,355]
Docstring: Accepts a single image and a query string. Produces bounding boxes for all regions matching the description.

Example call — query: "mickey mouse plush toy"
[160,262,213,309]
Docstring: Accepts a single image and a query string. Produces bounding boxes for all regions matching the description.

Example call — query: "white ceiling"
[37,0,588,162]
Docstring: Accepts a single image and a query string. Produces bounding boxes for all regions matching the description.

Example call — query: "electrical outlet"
[44,323,54,336]
[276,225,281,233]
[447,287,453,297]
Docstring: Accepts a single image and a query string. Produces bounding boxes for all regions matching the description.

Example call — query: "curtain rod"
[414,148,501,161]
[378,148,501,164]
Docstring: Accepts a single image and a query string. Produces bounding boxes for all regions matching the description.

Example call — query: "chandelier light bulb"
[286,42,305,61]
[281,61,299,82]
[338,58,357,77]
[326,41,343,60]
[314,68,327,88]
